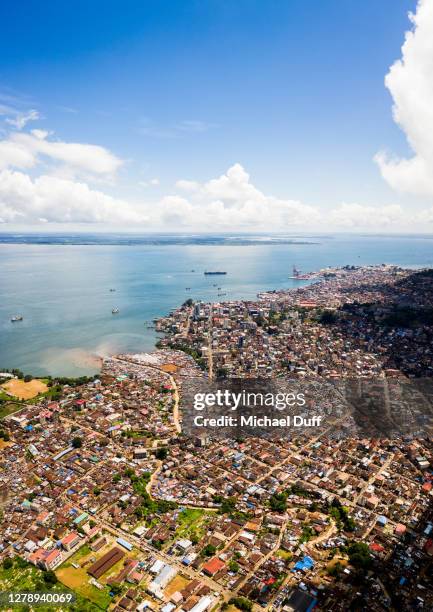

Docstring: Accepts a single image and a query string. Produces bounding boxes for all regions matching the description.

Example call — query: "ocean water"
[1,234,433,376]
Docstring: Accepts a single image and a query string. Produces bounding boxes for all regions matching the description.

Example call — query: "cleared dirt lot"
[1,379,48,400]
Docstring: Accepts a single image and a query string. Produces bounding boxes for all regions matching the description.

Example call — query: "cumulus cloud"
[375,0,433,197]
[0,129,123,178]
[0,129,431,230]
[170,163,320,229]
[0,170,146,224]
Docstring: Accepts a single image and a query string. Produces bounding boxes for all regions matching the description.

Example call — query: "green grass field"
[0,557,100,611]
[0,400,24,420]
[56,544,113,610]
[174,508,213,542]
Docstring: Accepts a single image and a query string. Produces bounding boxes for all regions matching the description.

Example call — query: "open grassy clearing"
[0,557,99,611]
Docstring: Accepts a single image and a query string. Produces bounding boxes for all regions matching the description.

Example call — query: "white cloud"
[166,163,320,229]
[5,109,40,130]
[375,0,433,197]
[0,140,36,170]
[329,203,405,228]
[0,129,123,178]
[21,130,121,175]
[0,132,432,230]
[0,170,146,224]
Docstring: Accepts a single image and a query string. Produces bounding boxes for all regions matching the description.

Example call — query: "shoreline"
[2,263,432,378]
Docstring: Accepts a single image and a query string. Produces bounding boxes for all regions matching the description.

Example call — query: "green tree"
[327,562,343,577]
[2,557,13,569]
[43,570,58,585]
[269,492,287,513]
[202,544,216,557]
[347,542,372,571]
[155,447,168,460]
[229,597,253,612]
[110,583,122,596]
[71,436,82,448]
[320,310,338,325]
[220,497,237,515]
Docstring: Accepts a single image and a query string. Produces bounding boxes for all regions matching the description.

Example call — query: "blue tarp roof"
[293,555,315,572]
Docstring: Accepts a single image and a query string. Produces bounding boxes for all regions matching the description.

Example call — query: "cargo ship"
[204,271,227,275]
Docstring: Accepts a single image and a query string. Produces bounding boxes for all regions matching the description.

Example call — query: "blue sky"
[0,0,432,231]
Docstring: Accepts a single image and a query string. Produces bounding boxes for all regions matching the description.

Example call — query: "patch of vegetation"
[0,556,99,611]
[175,508,208,542]
[125,470,176,517]
[155,447,168,460]
[346,542,372,571]
[229,597,253,612]
[53,375,98,387]
[276,549,292,561]
[299,524,314,543]
[328,499,356,532]
[287,482,314,498]
[166,343,207,370]
[269,492,287,513]
[327,561,344,577]
[319,310,338,325]
[72,436,83,449]
[202,544,217,557]
[0,401,24,420]
[212,495,237,515]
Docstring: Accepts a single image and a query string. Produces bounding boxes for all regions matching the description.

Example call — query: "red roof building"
[202,557,225,576]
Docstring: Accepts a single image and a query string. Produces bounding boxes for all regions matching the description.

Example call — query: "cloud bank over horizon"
[2,155,432,230]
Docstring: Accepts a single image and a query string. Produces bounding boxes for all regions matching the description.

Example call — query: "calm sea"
[1,234,433,376]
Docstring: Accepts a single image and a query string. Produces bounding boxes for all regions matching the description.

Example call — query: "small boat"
[11,315,23,322]
[112,308,119,314]
[185,287,191,290]
[191,269,195,272]
[110,288,116,292]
